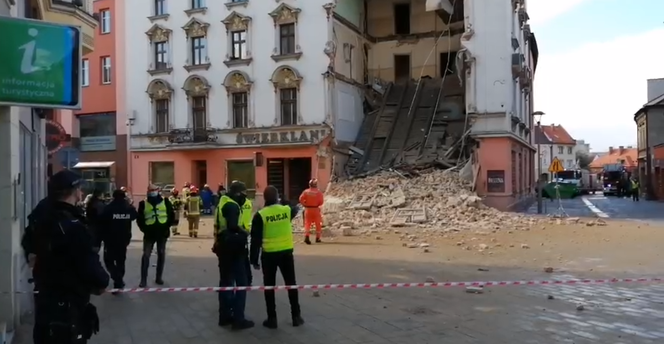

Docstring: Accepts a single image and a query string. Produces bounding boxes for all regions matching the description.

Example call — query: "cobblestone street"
[12,220,664,343]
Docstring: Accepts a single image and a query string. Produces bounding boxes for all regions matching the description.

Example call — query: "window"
[394,3,410,35]
[191,0,204,8]
[191,96,206,128]
[100,9,111,34]
[101,56,111,84]
[567,146,572,155]
[557,146,563,154]
[232,92,248,128]
[191,37,207,65]
[155,99,170,132]
[154,0,166,16]
[439,51,457,77]
[154,42,168,70]
[279,24,295,55]
[227,160,256,199]
[231,30,247,60]
[150,162,175,186]
[81,59,89,87]
[79,113,117,151]
[280,88,297,125]
[80,113,117,137]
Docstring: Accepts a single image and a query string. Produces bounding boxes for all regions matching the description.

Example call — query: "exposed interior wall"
[366,0,459,82]
[333,21,366,84]
[333,80,365,143]
[334,0,364,28]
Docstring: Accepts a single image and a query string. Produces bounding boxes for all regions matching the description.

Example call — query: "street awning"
[73,161,115,168]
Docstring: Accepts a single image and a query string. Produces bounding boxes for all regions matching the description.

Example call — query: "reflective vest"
[187,196,201,215]
[216,195,242,236]
[241,199,252,232]
[258,204,293,252]
[144,200,168,225]
[631,180,639,189]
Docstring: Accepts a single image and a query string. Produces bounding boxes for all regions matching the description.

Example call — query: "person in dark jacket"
[136,184,175,287]
[250,186,304,329]
[213,181,254,330]
[100,189,138,290]
[22,169,109,344]
[85,189,105,251]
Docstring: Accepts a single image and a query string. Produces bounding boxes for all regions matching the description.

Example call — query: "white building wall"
[124,0,331,137]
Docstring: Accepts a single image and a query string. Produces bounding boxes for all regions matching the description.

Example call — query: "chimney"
[608,146,614,154]
[619,146,624,154]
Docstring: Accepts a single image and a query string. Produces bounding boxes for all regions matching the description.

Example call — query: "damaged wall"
[333,21,366,84]
[366,0,460,82]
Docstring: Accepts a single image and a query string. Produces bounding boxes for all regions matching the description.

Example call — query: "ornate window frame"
[182,17,211,72]
[145,24,173,76]
[182,75,212,128]
[225,0,248,9]
[222,12,253,67]
[223,70,254,128]
[269,3,302,62]
[269,65,303,125]
[146,79,174,133]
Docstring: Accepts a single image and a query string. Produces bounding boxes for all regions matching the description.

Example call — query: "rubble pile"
[315,168,545,233]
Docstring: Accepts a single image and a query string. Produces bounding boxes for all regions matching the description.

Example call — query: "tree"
[576,151,594,169]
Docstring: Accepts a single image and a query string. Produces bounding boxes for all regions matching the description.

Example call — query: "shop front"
[72,161,117,196]
[130,125,331,203]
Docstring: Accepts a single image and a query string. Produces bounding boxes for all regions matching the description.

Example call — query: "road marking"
[582,197,609,218]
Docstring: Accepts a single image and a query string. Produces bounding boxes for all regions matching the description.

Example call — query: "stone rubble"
[313,168,550,234]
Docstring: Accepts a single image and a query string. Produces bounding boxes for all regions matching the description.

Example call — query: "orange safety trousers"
[303,208,322,238]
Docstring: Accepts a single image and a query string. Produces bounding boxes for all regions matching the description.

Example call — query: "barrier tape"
[9,277,662,294]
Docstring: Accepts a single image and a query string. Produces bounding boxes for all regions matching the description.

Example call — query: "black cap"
[112,189,126,199]
[229,181,247,195]
[48,169,82,192]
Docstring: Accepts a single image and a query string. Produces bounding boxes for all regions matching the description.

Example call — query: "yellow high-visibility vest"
[187,196,201,215]
[144,200,168,225]
[258,204,293,252]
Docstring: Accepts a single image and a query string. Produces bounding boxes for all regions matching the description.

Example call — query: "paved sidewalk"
[12,224,664,344]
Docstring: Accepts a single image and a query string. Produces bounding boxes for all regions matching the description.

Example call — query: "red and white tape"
[10,277,661,294]
[102,277,661,293]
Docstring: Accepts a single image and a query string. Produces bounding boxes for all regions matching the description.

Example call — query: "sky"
[529,0,664,151]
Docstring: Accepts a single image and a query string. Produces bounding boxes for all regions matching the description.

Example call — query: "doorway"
[266,157,312,203]
[194,160,207,186]
[288,158,312,204]
[439,51,457,77]
[394,55,410,82]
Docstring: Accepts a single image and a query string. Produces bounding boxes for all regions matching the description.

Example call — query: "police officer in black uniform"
[22,169,110,344]
[100,189,138,290]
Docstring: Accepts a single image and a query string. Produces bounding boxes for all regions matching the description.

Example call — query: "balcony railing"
[53,0,94,16]
[167,127,219,144]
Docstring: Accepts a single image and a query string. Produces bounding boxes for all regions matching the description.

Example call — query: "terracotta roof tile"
[540,125,576,144]
[588,148,638,169]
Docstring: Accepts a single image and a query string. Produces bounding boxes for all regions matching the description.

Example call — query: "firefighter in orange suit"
[299,179,324,245]
[184,187,202,237]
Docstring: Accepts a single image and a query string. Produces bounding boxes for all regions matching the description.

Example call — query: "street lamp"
[126,115,136,191]
[532,111,545,214]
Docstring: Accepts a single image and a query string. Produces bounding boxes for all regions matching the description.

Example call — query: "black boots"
[262,315,305,329]
[304,236,322,245]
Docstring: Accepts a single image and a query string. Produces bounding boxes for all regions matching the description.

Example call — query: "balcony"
[35,0,97,55]
[167,127,220,145]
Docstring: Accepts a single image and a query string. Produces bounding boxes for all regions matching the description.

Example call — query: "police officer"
[85,189,105,252]
[137,184,175,288]
[100,189,138,290]
[22,169,110,344]
[214,181,254,330]
[250,185,304,329]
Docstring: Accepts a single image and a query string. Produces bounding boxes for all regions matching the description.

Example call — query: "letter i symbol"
[19,28,41,74]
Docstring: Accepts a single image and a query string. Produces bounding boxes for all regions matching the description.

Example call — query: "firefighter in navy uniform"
[22,169,110,344]
[250,185,304,329]
[100,189,138,290]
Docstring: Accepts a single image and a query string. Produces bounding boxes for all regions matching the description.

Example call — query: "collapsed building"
[330,0,539,211]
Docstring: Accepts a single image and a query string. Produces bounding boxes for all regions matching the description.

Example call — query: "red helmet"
[309,179,318,188]
[172,189,179,195]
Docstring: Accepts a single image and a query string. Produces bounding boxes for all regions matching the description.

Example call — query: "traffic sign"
[0,16,81,109]
[548,157,564,173]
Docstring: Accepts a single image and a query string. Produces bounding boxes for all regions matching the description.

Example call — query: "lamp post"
[532,111,545,214]
[126,116,135,191]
